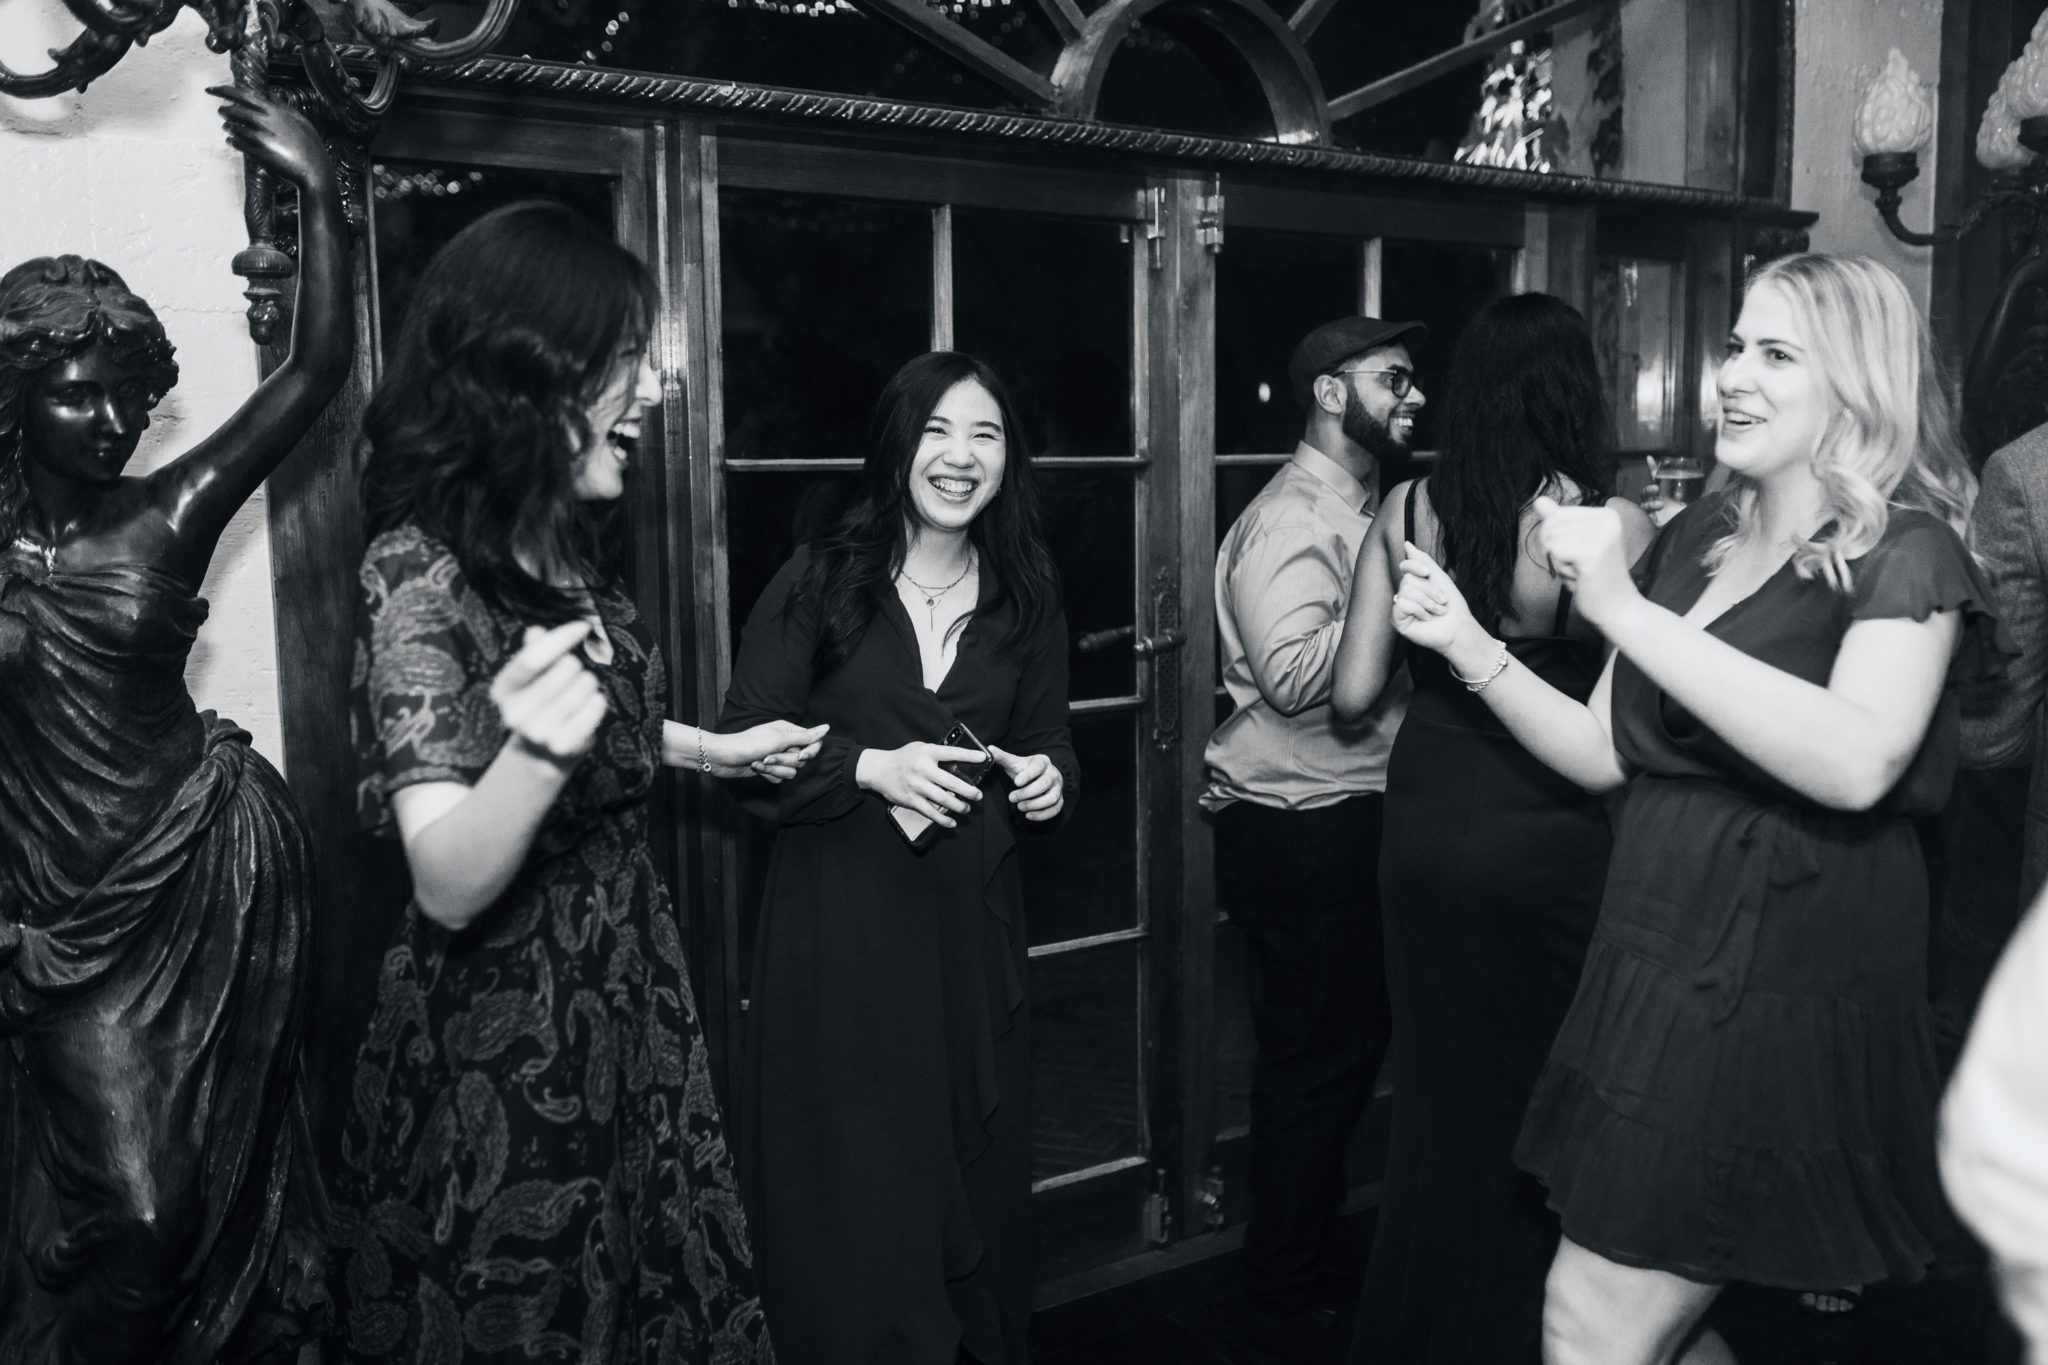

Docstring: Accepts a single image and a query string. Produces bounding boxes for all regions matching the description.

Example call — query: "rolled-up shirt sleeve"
[1224,522,1348,718]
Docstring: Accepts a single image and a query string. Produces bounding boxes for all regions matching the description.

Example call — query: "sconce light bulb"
[1980,10,2048,170]
[1853,49,1933,157]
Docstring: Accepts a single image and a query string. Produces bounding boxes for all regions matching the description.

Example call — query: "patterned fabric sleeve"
[350,530,513,837]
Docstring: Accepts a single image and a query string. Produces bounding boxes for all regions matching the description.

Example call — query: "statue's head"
[0,256,178,547]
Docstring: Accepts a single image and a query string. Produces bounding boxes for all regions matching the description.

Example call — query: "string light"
[371,166,489,201]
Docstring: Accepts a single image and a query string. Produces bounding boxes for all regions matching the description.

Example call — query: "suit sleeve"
[1964,449,2047,769]
[719,551,868,825]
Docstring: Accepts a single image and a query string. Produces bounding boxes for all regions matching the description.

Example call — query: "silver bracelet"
[1450,639,1511,693]
[697,727,710,774]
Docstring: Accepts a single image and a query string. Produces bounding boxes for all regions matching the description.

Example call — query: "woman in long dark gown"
[721,351,1076,1365]
[328,200,820,1363]
[1390,254,2006,1365]
[1330,294,1655,1364]
[0,90,347,1365]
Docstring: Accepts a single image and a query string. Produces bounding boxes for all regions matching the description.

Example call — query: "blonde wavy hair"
[1706,252,1976,591]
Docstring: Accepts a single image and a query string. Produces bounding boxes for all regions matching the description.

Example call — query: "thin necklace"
[900,549,975,630]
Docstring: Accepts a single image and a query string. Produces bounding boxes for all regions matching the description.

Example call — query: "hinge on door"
[1197,178,1224,253]
[1144,186,1166,271]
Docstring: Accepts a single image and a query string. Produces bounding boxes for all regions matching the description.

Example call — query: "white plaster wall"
[1791,0,1947,309]
[1,4,285,765]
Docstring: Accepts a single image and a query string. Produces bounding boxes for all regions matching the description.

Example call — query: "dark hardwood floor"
[1027,1210,2023,1365]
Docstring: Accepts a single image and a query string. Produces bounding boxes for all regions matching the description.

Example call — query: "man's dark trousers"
[1215,792,1389,1315]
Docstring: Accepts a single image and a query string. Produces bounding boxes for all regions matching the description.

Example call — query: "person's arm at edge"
[1963,447,2045,768]
[1331,482,1410,723]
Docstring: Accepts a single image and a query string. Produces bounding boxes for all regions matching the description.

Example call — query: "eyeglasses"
[1331,367,1416,399]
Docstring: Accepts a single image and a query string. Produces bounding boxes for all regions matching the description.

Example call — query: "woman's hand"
[491,622,607,767]
[1390,541,1495,667]
[209,85,337,193]
[700,721,829,782]
[1532,496,1642,629]
[855,743,987,829]
[988,745,1065,822]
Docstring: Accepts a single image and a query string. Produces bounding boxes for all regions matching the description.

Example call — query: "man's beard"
[1342,390,1412,463]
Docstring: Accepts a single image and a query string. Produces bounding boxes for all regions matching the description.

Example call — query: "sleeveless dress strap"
[1551,581,1575,637]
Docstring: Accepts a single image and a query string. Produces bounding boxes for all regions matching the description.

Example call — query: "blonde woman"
[1389,253,2008,1365]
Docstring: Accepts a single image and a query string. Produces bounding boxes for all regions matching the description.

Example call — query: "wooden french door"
[699,140,1204,1290]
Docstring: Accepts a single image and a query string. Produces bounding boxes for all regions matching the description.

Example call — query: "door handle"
[1133,630,1186,657]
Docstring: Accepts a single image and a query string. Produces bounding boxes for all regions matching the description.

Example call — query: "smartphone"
[888,721,994,850]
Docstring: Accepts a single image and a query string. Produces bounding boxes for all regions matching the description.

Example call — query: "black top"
[1613,492,2010,813]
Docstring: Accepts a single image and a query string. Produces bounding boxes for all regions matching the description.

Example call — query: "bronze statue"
[0,87,350,1364]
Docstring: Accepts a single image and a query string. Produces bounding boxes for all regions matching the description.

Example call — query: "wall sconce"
[1855,29,2048,457]
[1855,46,2048,248]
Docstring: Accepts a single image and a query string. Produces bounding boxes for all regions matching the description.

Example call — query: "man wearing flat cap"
[1204,316,1425,1362]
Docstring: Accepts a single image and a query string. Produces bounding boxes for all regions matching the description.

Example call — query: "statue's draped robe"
[0,549,315,1365]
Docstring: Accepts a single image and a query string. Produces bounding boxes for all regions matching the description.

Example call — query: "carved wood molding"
[403,52,1815,222]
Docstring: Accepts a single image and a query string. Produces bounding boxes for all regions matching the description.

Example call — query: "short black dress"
[330,528,772,1363]
[1514,493,2009,1289]
[1355,491,1609,1364]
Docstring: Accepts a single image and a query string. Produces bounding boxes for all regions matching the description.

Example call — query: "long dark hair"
[793,351,1059,674]
[359,200,656,623]
[1429,293,1611,629]
[0,256,178,548]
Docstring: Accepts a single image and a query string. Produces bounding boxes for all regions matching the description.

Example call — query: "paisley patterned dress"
[329,527,772,1364]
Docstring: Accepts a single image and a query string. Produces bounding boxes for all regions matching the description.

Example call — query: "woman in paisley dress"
[1390,254,2004,1365]
[329,200,820,1364]
[0,90,345,1365]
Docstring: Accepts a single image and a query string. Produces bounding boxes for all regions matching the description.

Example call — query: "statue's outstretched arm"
[155,87,354,577]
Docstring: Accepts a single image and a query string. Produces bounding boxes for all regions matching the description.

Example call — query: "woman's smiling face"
[570,347,661,502]
[904,378,1007,537]
[1715,280,1833,484]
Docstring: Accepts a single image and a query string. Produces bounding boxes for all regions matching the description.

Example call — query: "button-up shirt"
[1202,442,1409,813]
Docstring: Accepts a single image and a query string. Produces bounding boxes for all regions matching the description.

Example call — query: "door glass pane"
[1032,943,1145,1182]
[1019,710,1139,947]
[953,209,1133,458]
[1379,239,1514,456]
[720,190,930,461]
[725,471,863,661]
[1216,229,1360,455]
[371,162,615,353]
[1041,470,1137,704]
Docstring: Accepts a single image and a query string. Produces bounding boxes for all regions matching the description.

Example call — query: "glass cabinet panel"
[370,162,614,352]
[720,190,930,463]
[1215,229,1361,458]
[1595,256,1685,458]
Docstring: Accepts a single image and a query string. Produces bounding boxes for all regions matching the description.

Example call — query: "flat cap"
[1289,316,1426,408]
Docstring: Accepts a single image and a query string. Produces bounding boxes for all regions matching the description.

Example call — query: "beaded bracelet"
[697,727,711,774]
[1451,639,1511,694]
